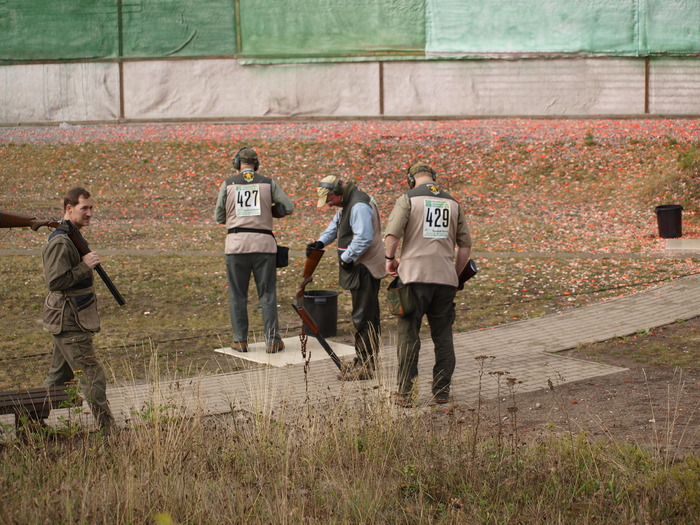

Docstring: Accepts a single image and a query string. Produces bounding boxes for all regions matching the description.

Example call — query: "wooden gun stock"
[296,248,325,304]
[1,210,126,306]
[0,210,58,231]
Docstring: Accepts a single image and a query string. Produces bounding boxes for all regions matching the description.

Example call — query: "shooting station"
[216,248,355,368]
[215,337,355,368]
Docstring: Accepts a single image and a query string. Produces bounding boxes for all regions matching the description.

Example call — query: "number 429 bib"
[423,199,450,238]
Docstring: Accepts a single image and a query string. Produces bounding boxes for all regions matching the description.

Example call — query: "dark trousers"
[349,264,381,367]
[396,283,457,396]
[226,252,280,345]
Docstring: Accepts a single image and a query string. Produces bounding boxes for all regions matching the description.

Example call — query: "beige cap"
[317,175,339,208]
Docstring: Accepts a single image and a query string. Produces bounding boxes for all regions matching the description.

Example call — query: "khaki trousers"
[44,330,114,433]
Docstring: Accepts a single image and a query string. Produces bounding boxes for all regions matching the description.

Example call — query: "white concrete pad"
[665,238,700,252]
[215,336,355,368]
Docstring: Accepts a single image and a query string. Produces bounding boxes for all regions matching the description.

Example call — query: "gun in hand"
[295,248,325,306]
[0,210,126,306]
[457,259,478,291]
[63,221,126,306]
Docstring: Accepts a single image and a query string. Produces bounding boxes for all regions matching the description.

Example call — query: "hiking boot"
[392,392,414,408]
[336,358,374,381]
[232,341,248,353]
[432,392,450,405]
[266,340,285,354]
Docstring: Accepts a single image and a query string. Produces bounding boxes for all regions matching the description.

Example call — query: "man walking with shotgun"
[384,163,473,407]
[307,176,385,380]
[41,187,115,435]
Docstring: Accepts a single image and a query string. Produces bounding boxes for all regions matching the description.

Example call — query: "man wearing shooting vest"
[215,147,295,353]
[307,176,385,380]
[42,187,115,435]
[384,163,472,407]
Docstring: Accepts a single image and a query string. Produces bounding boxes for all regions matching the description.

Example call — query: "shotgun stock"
[457,258,478,291]
[0,210,126,306]
[0,210,59,231]
[295,248,325,305]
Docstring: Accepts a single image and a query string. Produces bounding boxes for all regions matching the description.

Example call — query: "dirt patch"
[458,318,700,459]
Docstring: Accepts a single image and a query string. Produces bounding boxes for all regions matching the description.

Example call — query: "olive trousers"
[44,330,114,434]
[396,283,457,397]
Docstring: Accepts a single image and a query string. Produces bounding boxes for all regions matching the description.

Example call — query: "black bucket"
[654,204,683,238]
[302,290,339,338]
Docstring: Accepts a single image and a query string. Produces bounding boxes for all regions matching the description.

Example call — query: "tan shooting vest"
[223,170,276,254]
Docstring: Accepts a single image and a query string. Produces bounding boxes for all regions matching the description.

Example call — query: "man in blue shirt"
[307,176,385,380]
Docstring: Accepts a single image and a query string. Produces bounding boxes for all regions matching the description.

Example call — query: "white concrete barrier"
[0,57,698,124]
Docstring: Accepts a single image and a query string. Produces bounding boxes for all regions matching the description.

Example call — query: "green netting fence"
[0,0,698,63]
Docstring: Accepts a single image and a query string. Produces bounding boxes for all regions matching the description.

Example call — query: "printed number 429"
[426,208,449,228]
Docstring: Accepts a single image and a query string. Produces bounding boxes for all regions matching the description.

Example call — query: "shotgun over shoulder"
[0,210,59,231]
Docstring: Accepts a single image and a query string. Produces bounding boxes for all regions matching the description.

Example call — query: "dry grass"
[1,123,699,523]
[1,357,698,525]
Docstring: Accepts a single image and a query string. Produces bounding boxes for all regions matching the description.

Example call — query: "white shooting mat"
[665,238,700,252]
[215,336,355,368]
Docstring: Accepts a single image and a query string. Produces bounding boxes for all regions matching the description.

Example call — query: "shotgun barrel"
[291,303,342,370]
[64,221,126,306]
[0,210,126,306]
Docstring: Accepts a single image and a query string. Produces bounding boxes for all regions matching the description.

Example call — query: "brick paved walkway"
[26,272,700,430]
[94,273,700,426]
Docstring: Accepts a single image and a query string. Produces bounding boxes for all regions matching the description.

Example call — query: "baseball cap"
[317,175,339,208]
[238,147,258,164]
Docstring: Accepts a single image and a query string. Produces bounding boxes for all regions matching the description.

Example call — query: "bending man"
[308,176,385,380]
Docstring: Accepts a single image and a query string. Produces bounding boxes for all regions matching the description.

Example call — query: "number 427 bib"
[235,184,261,216]
[423,199,450,238]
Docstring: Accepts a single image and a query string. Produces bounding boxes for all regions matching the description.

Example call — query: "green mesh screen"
[0,0,697,63]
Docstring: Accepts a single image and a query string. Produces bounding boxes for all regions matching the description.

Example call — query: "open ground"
[0,120,699,523]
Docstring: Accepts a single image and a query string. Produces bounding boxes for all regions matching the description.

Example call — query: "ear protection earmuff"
[234,147,260,171]
[318,178,343,195]
[406,163,437,189]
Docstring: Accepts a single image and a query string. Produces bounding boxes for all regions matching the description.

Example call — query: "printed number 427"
[237,189,259,207]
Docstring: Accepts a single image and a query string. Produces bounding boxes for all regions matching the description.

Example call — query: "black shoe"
[432,391,450,405]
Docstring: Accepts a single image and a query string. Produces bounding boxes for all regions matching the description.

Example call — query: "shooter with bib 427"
[384,163,472,407]
[215,147,295,354]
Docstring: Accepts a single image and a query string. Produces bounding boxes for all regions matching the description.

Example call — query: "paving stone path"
[77,272,700,429]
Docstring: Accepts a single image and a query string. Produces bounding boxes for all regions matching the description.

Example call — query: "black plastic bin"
[654,204,683,238]
[302,290,339,338]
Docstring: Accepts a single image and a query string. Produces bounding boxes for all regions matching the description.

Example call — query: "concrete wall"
[1,57,698,124]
